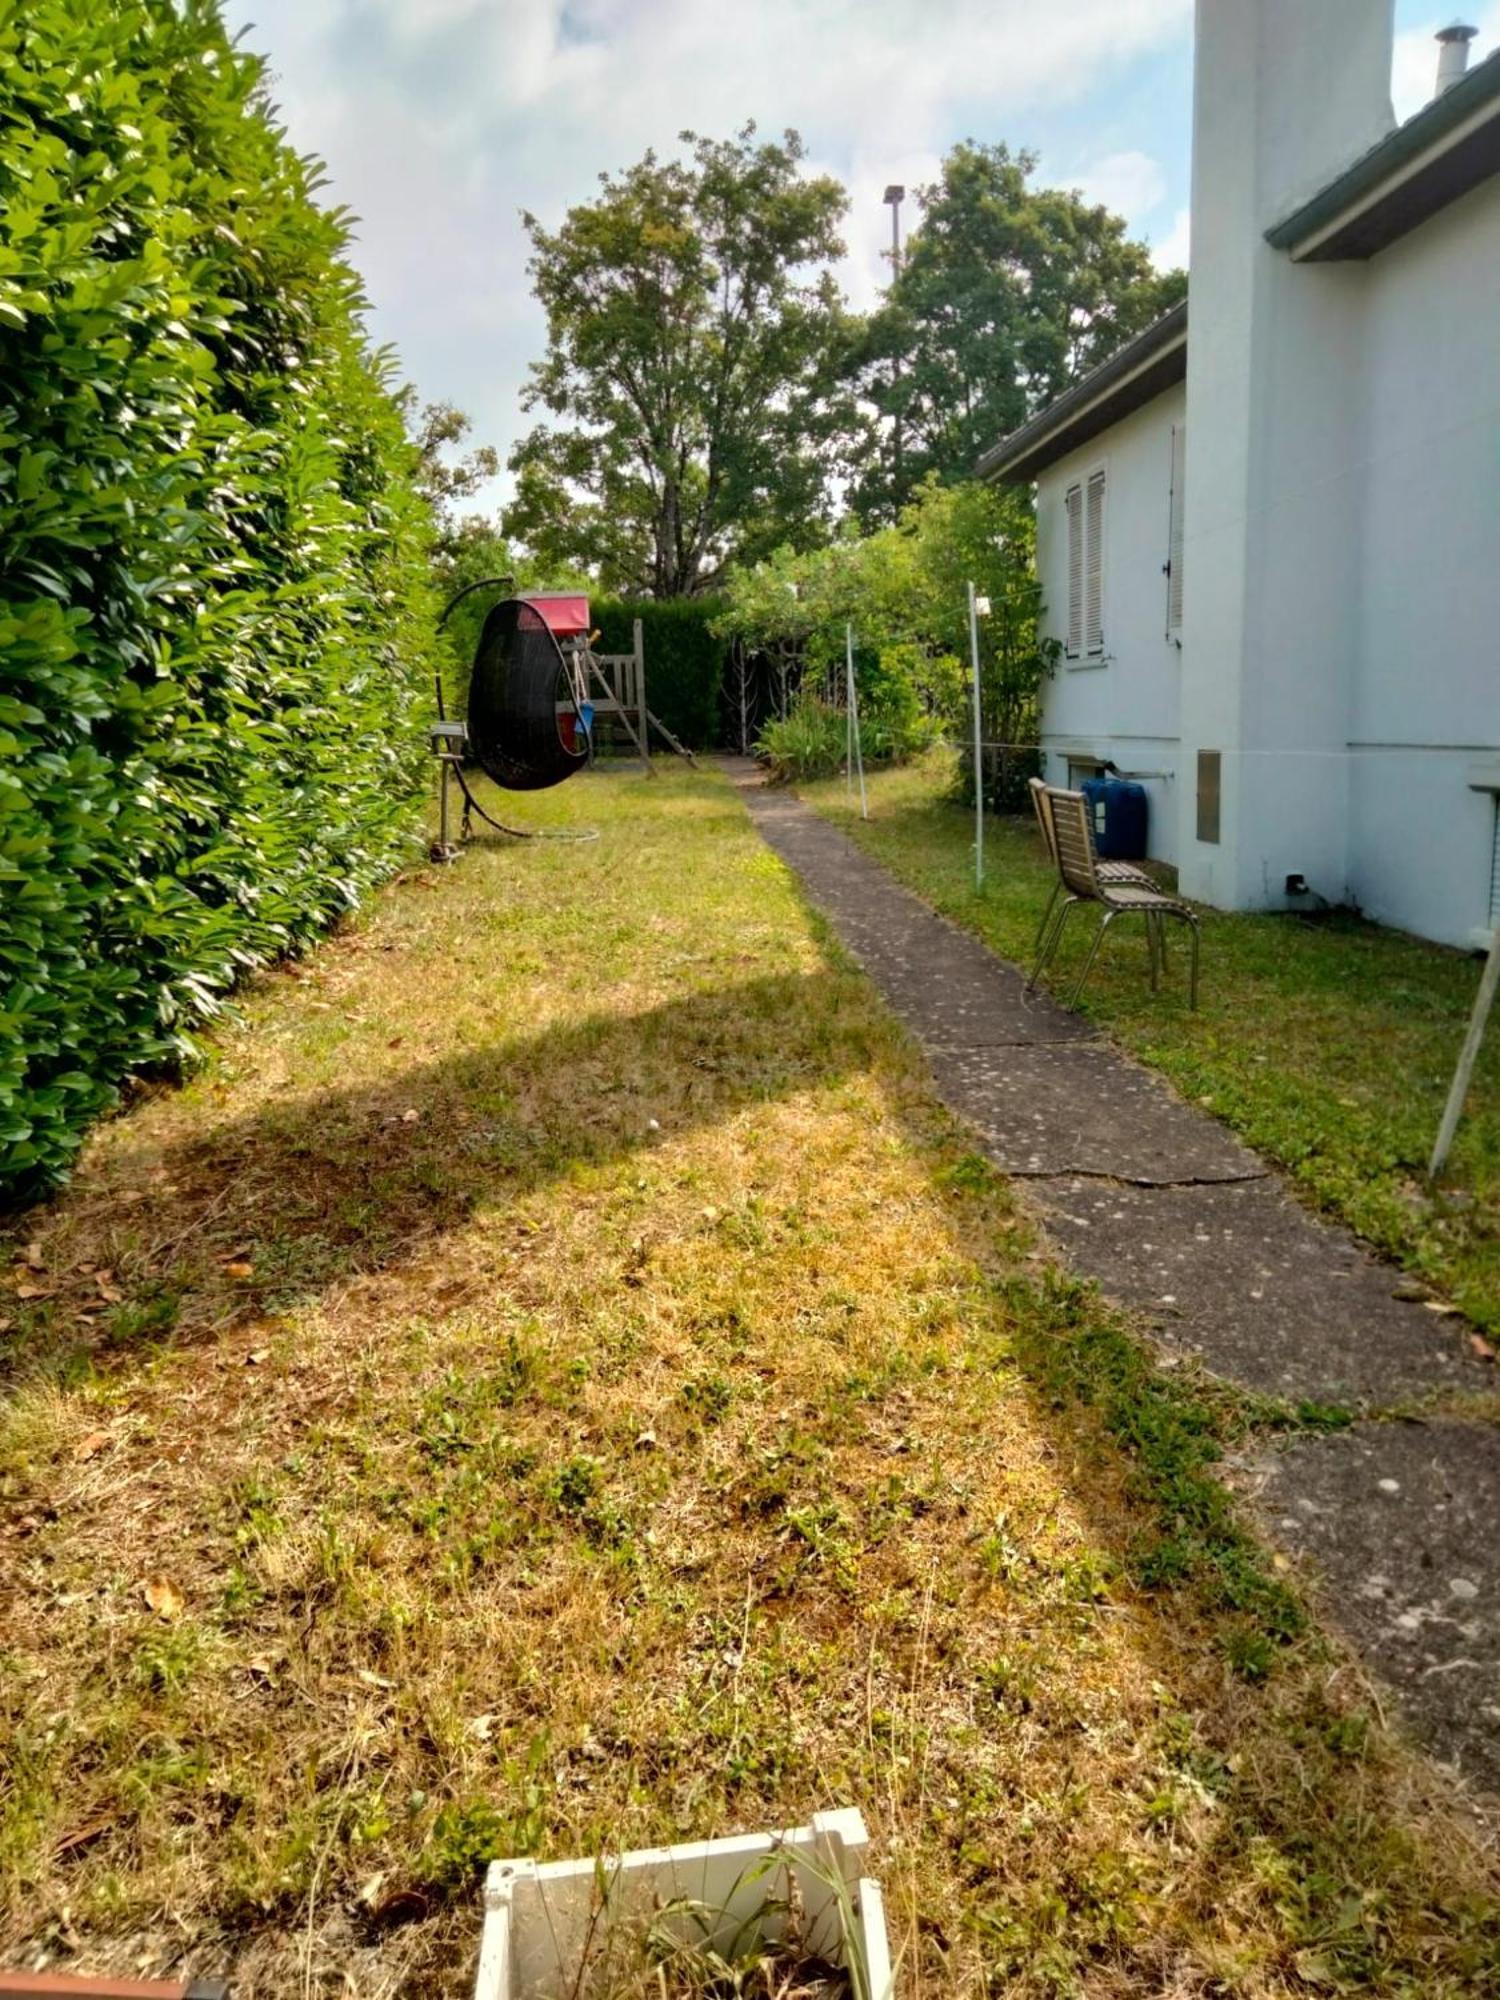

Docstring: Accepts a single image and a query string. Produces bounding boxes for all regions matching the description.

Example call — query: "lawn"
[2,765,1496,1997]
[801,751,1500,1337]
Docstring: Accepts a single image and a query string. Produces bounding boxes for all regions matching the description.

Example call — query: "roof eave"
[1266,51,1500,261]
[977,306,1188,485]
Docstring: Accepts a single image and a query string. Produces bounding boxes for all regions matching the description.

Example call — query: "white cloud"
[1151,203,1190,273]
[1069,149,1167,218]
[228,0,1195,509]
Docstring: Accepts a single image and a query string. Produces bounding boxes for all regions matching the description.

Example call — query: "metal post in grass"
[845,622,868,820]
[1429,928,1500,1179]
[968,584,990,890]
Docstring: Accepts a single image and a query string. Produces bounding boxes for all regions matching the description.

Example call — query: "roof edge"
[976,301,1188,485]
[1266,47,1500,258]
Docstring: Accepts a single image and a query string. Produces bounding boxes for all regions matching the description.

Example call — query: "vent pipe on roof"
[1435,22,1479,96]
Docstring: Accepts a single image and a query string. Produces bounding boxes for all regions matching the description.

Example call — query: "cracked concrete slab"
[1035,1176,1481,1406]
[1245,1422,1500,1801]
[925,1041,1264,1184]
[730,764,1499,1795]
[747,789,1088,1047]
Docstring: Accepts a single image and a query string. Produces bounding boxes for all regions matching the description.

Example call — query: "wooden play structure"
[584,616,697,772]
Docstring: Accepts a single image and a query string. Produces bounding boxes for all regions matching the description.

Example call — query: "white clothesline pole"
[1430,928,1500,1179]
[846,621,868,820]
[968,582,984,889]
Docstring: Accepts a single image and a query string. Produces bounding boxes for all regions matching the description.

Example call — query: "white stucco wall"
[1348,172,1500,945]
[1035,386,1185,863]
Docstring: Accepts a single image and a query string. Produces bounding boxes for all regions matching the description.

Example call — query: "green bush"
[757,698,849,781]
[757,685,932,783]
[590,597,727,748]
[0,1,436,1199]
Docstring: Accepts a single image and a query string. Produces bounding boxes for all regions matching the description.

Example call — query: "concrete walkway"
[729,763,1500,1807]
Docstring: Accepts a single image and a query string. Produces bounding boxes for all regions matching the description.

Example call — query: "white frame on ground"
[473,1807,892,2000]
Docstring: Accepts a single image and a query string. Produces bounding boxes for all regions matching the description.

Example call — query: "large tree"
[852,143,1185,521]
[504,126,857,598]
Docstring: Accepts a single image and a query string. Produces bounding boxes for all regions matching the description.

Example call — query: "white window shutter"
[1065,484,1083,655]
[1085,469,1105,654]
[1167,424,1186,637]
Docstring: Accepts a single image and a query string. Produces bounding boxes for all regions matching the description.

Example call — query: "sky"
[223,2,1500,514]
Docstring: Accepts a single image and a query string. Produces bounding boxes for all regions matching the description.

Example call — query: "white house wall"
[1035,386,1186,863]
[1349,173,1500,945]
[1023,1,1500,949]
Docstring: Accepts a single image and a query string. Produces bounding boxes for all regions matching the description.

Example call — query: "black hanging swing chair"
[467,592,593,791]
[434,578,598,843]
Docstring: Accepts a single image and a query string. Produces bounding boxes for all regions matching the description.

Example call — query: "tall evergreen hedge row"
[0,1,436,1198]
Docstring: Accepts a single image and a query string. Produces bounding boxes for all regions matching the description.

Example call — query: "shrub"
[757,699,850,782]
[951,743,1045,815]
[756,684,932,783]
[0,1,436,1199]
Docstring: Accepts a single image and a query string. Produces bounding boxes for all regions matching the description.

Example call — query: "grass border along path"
[798,752,1500,1338]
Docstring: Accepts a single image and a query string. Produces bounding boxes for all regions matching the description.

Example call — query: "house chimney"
[1435,22,1479,97]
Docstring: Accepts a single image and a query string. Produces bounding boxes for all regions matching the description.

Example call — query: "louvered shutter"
[1085,469,1105,654]
[1167,425,1186,637]
[1065,484,1083,656]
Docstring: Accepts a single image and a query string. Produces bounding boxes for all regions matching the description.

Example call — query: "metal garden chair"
[1029,784,1200,1008]
[1027,775,1158,971]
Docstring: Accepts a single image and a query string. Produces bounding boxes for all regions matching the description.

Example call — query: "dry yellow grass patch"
[1,768,1495,1998]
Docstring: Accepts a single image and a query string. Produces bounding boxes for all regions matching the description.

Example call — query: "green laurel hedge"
[0,0,437,1200]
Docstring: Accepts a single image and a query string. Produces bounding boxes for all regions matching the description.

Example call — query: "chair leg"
[1038,892,1075,972]
[1186,915,1200,1010]
[1033,880,1062,960]
[1146,912,1160,992]
[1029,896,1075,994]
[1068,909,1115,1008]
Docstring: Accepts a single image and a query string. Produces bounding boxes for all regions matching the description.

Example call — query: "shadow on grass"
[3,844,1496,1993]
[1,968,868,1376]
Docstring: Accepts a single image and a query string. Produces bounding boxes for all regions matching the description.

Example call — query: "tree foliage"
[717,478,1057,774]
[400,395,499,549]
[0,0,436,1198]
[504,126,856,598]
[852,143,1185,519]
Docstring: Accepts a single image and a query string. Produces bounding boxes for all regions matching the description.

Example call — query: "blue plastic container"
[1080,776,1149,861]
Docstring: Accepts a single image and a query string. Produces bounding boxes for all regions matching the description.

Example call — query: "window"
[1084,469,1105,654]
[1064,468,1106,658]
[1166,424,1186,639]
